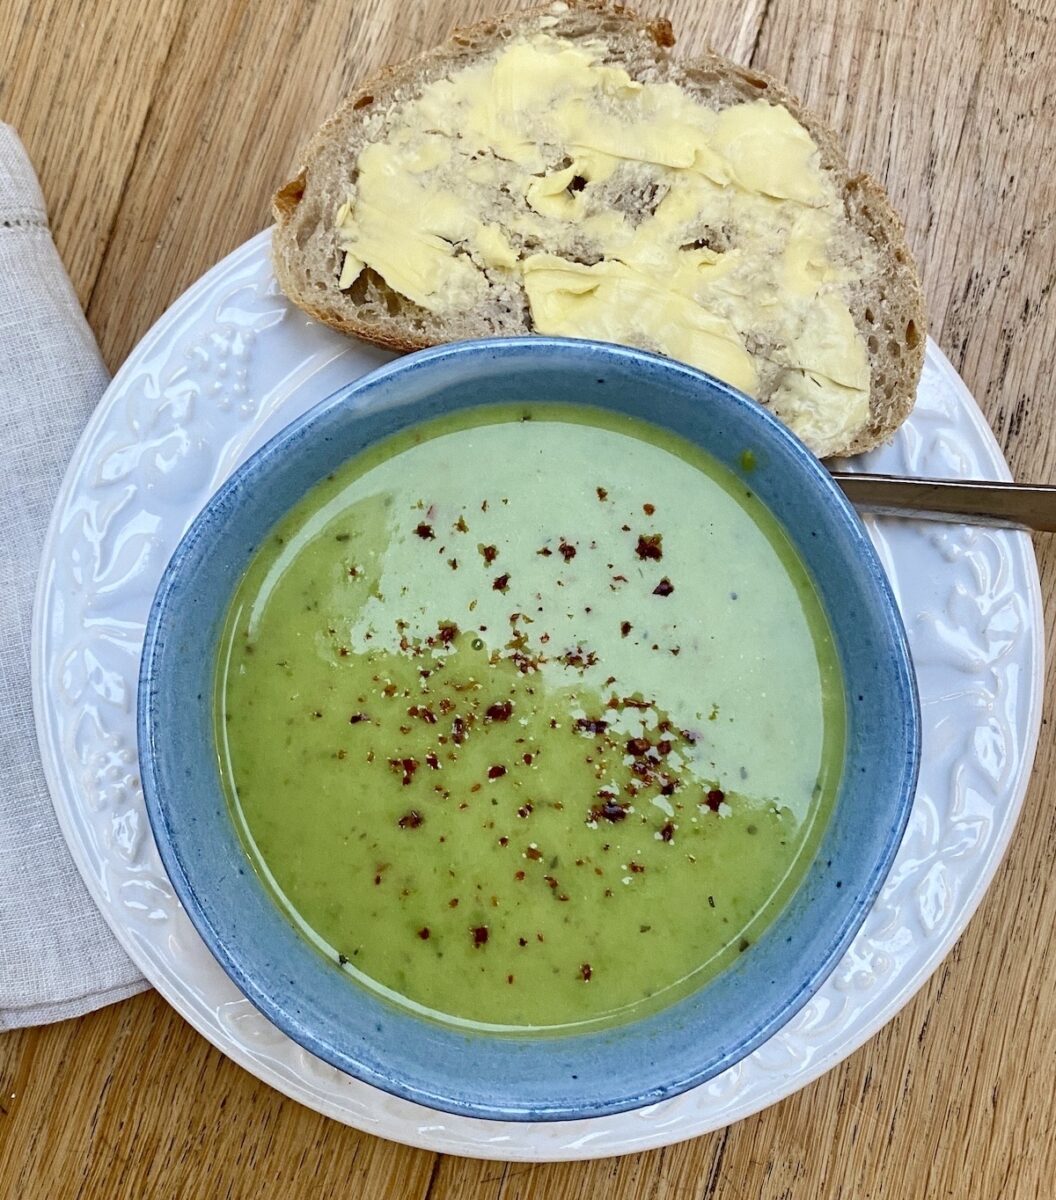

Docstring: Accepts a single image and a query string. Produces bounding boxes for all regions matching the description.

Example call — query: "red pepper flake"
[561,647,599,670]
[643,503,656,515]
[487,764,507,780]
[437,622,459,645]
[408,705,437,725]
[629,861,645,873]
[389,757,419,785]
[705,788,725,812]
[596,487,608,501]
[626,737,651,756]
[417,927,430,940]
[580,963,593,982]
[398,810,423,829]
[514,870,526,881]
[425,752,440,770]
[543,874,558,890]
[507,974,515,984]
[448,898,459,908]
[479,544,499,565]
[415,523,435,540]
[620,620,632,638]
[439,697,455,715]
[659,780,677,796]
[471,925,489,948]
[525,846,543,861]
[493,573,511,593]
[485,700,513,721]
[636,533,663,561]
[522,752,534,765]
[498,835,509,846]
[454,515,469,533]
[575,717,608,735]
[338,647,349,657]
[536,546,553,557]
[518,936,528,946]
[517,802,534,818]
[452,717,467,745]
[558,540,576,562]
[621,524,631,532]
[588,795,629,823]
[653,577,675,597]
[657,739,673,755]
[659,822,675,842]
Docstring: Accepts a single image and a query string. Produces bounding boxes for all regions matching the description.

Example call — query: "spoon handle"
[830,473,1056,533]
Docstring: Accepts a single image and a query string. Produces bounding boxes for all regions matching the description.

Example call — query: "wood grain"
[2,0,1055,1195]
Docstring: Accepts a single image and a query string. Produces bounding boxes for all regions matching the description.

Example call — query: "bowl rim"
[138,335,921,1121]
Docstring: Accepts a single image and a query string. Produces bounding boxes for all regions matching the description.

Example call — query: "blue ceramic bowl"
[139,338,920,1122]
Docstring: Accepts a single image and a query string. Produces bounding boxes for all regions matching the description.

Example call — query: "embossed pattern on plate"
[32,231,1044,1160]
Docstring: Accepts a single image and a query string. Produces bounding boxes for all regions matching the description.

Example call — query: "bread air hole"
[905,319,921,348]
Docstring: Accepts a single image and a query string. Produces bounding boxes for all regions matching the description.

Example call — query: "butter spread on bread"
[273,1,925,459]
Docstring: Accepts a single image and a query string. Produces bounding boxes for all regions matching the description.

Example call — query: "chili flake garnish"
[636,533,663,561]
[588,795,629,823]
[479,544,498,565]
[643,502,656,515]
[620,621,632,638]
[485,700,513,721]
[596,487,608,501]
[575,717,608,735]
[471,925,489,947]
[349,712,369,724]
[493,573,511,593]
[659,821,675,842]
[414,523,435,540]
[389,757,419,786]
[398,810,423,829]
[580,963,593,982]
[653,577,675,597]
[558,540,576,562]
[487,764,507,780]
[417,927,430,940]
[705,788,725,812]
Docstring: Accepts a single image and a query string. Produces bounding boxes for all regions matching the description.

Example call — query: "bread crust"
[272,0,926,458]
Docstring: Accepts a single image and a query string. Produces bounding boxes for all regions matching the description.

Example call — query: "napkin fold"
[0,125,147,1030]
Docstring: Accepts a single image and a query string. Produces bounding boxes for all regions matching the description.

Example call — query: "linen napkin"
[0,125,147,1030]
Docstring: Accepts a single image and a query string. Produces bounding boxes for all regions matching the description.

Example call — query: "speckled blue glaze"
[138,338,920,1122]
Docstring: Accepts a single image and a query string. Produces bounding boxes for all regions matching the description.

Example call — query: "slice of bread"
[272,0,925,458]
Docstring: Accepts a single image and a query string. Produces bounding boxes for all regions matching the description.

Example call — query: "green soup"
[216,405,843,1033]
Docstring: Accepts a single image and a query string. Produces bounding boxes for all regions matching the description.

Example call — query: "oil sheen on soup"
[215,405,844,1033]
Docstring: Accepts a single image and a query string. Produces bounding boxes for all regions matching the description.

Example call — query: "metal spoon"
[830,473,1056,532]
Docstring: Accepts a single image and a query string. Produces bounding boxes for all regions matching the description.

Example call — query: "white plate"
[33,230,1043,1161]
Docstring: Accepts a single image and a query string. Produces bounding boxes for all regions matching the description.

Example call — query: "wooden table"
[3,0,1055,1195]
